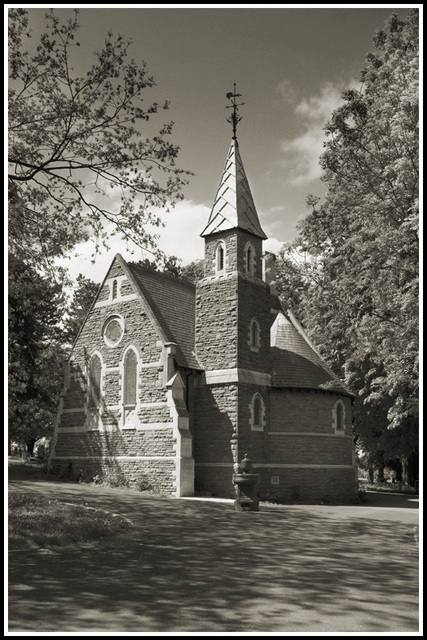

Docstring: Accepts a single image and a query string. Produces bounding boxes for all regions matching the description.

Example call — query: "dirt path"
[7,464,419,633]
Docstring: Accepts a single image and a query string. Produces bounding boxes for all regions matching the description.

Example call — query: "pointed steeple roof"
[201,139,267,239]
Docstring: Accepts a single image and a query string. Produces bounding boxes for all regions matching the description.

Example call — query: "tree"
[8,254,67,451]
[129,256,204,283]
[181,259,204,283]
[63,274,100,345]
[8,8,191,275]
[276,10,419,480]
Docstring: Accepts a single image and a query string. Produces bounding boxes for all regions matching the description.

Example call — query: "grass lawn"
[8,493,130,550]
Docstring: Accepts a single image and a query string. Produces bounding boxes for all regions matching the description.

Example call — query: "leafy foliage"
[276,10,419,469]
[63,274,100,344]
[8,254,67,446]
[129,256,204,283]
[181,259,205,283]
[8,7,192,447]
[8,8,191,274]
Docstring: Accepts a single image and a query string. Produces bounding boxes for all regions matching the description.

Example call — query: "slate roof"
[125,261,202,371]
[201,139,267,239]
[270,311,352,396]
[117,257,351,394]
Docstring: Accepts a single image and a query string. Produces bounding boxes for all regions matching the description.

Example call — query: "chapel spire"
[201,86,267,240]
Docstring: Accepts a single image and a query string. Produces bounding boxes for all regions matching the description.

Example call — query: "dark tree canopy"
[129,256,204,284]
[276,10,419,472]
[8,8,191,274]
[63,274,100,345]
[8,255,66,446]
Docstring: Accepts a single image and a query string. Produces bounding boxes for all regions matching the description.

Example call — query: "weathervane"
[226,83,245,140]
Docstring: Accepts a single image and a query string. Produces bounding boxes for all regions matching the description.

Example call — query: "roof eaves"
[117,255,170,346]
[66,253,119,360]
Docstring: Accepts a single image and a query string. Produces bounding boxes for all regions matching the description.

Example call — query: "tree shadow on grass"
[8,479,419,633]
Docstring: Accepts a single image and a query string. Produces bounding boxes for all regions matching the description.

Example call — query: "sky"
[9,4,419,284]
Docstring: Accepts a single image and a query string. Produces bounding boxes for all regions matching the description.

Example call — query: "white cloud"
[295,82,345,123]
[59,199,209,284]
[276,79,297,105]
[58,197,289,285]
[279,81,351,185]
[280,130,326,184]
[264,237,284,255]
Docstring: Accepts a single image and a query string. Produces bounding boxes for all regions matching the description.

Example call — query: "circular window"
[103,316,124,347]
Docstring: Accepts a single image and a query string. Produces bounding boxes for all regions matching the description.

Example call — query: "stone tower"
[193,137,279,496]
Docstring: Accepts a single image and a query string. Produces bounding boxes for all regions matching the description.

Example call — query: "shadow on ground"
[8,467,419,633]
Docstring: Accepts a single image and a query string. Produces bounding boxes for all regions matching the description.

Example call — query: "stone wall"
[50,457,176,494]
[194,464,235,498]
[51,260,179,495]
[236,278,273,373]
[194,384,237,463]
[202,229,264,279]
[256,388,357,503]
[256,466,357,504]
[195,254,278,375]
[192,383,356,503]
[193,382,237,495]
[268,433,353,466]
[203,230,238,277]
[54,428,175,459]
[195,277,238,370]
[270,389,353,436]
[236,383,269,465]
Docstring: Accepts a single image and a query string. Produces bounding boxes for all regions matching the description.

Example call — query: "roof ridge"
[127,262,196,289]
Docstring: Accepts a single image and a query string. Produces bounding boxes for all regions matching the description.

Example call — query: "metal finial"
[226,82,245,140]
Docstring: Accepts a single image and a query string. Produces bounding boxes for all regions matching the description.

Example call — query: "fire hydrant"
[232,453,260,512]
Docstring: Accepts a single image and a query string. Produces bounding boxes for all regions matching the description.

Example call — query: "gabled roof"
[270,311,353,397]
[121,258,202,371]
[201,139,267,239]
[98,257,350,394]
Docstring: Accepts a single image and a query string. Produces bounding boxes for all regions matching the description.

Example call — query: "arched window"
[248,318,261,351]
[87,353,103,431]
[253,396,262,427]
[123,349,137,408]
[112,279,118,300]
[336,403,343,430]
[122,347,138,428]
[245,242,256,275]
[246,245,252,272]
[332,400,345,434]
[88,354,102,408]
[250,393,265,431]
[216,242,226,273]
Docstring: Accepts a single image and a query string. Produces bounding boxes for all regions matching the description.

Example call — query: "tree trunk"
[407,452,419,487]
[377,460,385,483]
[401,457,409,485]
[26,437,37,457]
[368,467,374,484]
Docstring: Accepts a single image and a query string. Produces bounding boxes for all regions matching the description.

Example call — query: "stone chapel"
[49,124,358,503]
